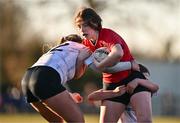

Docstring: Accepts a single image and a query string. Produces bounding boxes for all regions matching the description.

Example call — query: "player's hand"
[131,60,140,71]
[126,79,139,94]
[69,92,83,103]
[113,85,126,95]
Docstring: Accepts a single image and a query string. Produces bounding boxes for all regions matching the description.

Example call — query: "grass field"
[0,113,180,123]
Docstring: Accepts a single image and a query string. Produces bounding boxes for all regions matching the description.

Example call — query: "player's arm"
[137,79,159,93]
[93,44,124,70]
[74,47,91,79]
[103,60,139,73]
[88,85,126,101]
[85,55,139,73]
[126,78,159,94]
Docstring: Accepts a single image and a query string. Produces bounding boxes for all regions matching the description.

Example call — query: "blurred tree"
[0,1,42,92]
[85,0,107,12]
[162,37,178,62]
[0,0,106,94]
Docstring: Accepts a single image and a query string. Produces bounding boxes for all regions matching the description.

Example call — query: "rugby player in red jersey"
[74,7,153,123]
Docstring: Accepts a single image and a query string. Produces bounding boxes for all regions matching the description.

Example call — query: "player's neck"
[90,30,99,46]
[90,39,97,46]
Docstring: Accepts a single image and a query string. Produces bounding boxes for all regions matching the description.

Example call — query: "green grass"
[0,113,180,123]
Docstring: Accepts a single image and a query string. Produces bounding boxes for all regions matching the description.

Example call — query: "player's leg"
[101,82,130,123]
[30,102,64,122]
[130,91,152,123]
[21,68,64,122]
[119,108,137,123]
[27,66,84,122]
[43,90,84,123]
[100,100,125,123]
[124,70,152,122]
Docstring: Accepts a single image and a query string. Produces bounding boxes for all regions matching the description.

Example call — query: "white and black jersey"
[32,41,86,85]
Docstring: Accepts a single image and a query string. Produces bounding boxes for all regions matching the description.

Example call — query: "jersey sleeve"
[107,30,125,49]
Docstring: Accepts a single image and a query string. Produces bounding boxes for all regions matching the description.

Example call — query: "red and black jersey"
[82,28,134,83]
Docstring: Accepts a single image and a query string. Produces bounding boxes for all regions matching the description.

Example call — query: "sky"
[16,0,180,59]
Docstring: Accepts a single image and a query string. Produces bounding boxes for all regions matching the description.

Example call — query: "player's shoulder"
[100,28,121,39]
[101,28,116,34]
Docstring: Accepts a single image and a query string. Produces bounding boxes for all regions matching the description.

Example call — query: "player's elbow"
[111,44,124,60]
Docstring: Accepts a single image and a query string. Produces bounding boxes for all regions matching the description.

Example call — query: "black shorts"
[21,66,66,103]
[103,71,151,105]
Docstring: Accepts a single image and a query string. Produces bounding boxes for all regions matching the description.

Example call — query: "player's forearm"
[103,61,131,73]
[85,53,133,73]
[137,79,159,93]
[98,53,121,68]
[87,61,132,73]
[85,56,132,73]
[98,45,123,68]
[88,90,121,101]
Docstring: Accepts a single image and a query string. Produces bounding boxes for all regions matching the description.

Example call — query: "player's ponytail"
[139,64,150,76]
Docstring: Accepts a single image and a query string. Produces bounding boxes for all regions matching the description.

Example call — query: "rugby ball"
[93,47,109,62]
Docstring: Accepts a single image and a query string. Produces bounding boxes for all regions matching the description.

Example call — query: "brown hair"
[74,7,102,31]
[60,34,82,44]
[43,34,82,53]
[139,64,150,76]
